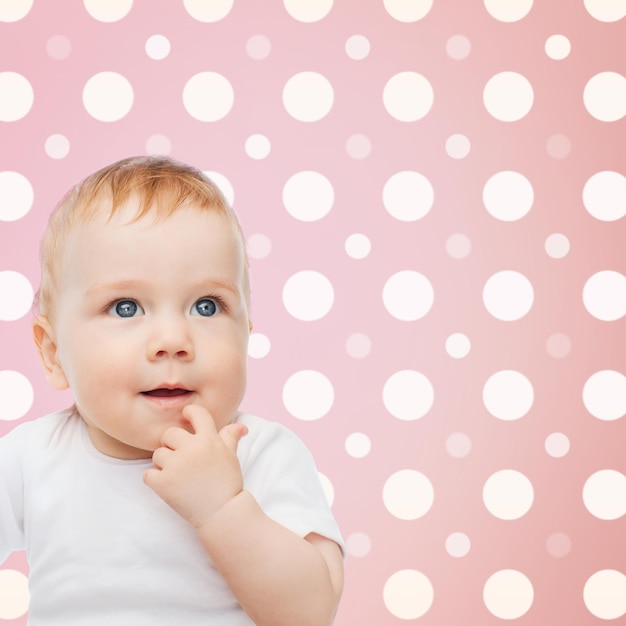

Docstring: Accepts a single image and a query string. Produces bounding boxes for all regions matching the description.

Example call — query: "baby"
[0,156,344,625]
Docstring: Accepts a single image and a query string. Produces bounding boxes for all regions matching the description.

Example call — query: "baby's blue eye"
[193,298,220,317]
[110,300,143,318]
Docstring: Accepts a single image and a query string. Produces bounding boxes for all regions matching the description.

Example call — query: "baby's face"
[42,201,250,459]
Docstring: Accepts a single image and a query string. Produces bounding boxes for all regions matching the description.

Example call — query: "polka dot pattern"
[0,4,624,624]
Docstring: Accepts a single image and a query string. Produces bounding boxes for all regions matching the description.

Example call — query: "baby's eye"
[109,300,144,318]
[192,297,221,317]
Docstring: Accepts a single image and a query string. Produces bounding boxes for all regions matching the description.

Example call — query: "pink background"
[1,1,625,624]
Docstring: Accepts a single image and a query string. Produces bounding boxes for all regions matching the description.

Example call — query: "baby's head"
[34,156,251,459]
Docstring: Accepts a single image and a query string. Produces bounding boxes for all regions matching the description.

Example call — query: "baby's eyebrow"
[85,278,240,296]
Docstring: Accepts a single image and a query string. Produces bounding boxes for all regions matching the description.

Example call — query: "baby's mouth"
[142,388,191,397]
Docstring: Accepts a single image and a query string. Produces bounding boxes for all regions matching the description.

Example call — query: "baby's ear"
[33,316,69,391]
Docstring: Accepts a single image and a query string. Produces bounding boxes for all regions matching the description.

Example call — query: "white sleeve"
[237,416,345,555]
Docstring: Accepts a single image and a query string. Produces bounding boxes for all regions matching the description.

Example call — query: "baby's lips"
[142,387,191,397]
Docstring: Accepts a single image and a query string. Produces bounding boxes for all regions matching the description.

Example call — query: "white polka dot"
[383,171,434,221]
[546,133,572,158]
[583,470,626,520]
[483,171,534,221]
[246,35,271,60]
[583,171,626,221]
[83,72,133,122]
[0,0,32,22]
[584,72,626,122]
[246,233,272,259]
[383,271,434,321]
[345,233,371,259]
[283,171,333,222]
[83,0,132,21]
[183,72,234,122]
[483,71,533,121]
[345,134,371,159]
[584,570,626,619]
[283,0,333,22]
[346,532,371,557]
[583,271,626,321]
[248,333,271,359]
[483,470,534,520]
[345,333,372,358]
[445,134,471,158]
[483,570,534,619]
[282,370,334,420]
[383,0,433,21]
[546,332,572,358]
[445,333,471,358]
[245,134,271,159]
[446,34,471,59]
[318,472,335,506]
[545,432,570,458]
[46,35,72,60]
[45,134,70,159]
[345,35,370,60]
[483,271,534,321]
[583,370,626,421]
[545,233,570,258]
[0,271,34,321]
[546,532,571,557]
[183,0,233,21]
[283,72,334,122]
[383,570,434,619]
[0,72,34,121]
[145,34,171,60]
[383,370,434,421]
[484,0,533,22]
[283,271,334,321]
[545,34,571,60]
[446,532,471,557]
[383,469,434,520]
[345,432,371,458]
[584,0,626,22]
[202,171,234,206]
[0,371,34,422]
[483,370,534,421]
[446,233,472,258]
[383,72,434,122]
[145,134,171,155]
[446,432,472,458]
[0,570,29,619]
[0,172,34,221]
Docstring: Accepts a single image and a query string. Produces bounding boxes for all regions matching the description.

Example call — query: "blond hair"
[36,155,248,317]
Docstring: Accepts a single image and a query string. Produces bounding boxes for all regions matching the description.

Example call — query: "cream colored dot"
[446,432,472,458]
[383,370,434,421]
[446,34,471,59]
[545,233,570,258]
[345,233,371,259]
[183,72,234,122]
[282,270,334,321]
[545,432,570,457]
[0,172,33,221]
[483,570,534,619]
[446,233,472,258]
[584,0,626,22]
[246,34,271,60]
[546,332,571,358]
[282,370,334,420]
[345,35,370,60]
[583,370,626,421]
[383,0,433,21]
[446,133,471,158]
[383,470,434,520]
[183,0,233,22]
[345,432,371,458]
[545,34,571,60]
[584,570,626,619]
[546,133,572,158]
[247,233,272,259]
[383,570,434,619]
[0,0,32,21]
[383,171,434,221]
[583,171,626,221]
[484,71,533,121]
[283,0,333,22]
[583,470,626,520]
[0,72,34,121]
[318,472,335,506]
[83,72,133,122]
[0,570,29,619]
[584,72,626,122]
[483,370,534,421]
[283,72,334,122]
[345,332,372,358]
[145,134,171,155]
[483,470,534,520]
[145,34,171,60]
[484,0,533,22]
[45,134,71,159]
[383,72,433,122]
[83,0,132,21]
[483,170,534,221]
[0,271,34,321]
[483,271,534,321]
[202,171,234,206]
[283,171,333,221]
[345,133,371,159]
[446,532,471,557]
[583,271,626,321]
[546,532,571,557]
[445,333,471,358]
[245,134,271,159]
[0,370,34,422]
[248,333,271,359]
[383,270,434,321]
[346,532,371,557]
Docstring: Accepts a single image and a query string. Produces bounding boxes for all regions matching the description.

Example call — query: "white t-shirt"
[0,409,344,625]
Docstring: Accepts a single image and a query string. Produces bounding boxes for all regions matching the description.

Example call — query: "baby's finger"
[181,404,217,435]
[152,446,174,470]
[143,467,161,490]
[219,422,248,453]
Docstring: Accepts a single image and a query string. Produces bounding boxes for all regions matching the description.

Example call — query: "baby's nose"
[147,320,194,361]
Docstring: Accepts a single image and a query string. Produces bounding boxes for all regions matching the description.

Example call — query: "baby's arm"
[143,405,343,626]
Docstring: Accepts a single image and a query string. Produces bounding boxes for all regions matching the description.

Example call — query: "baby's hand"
[143,404,248,528]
